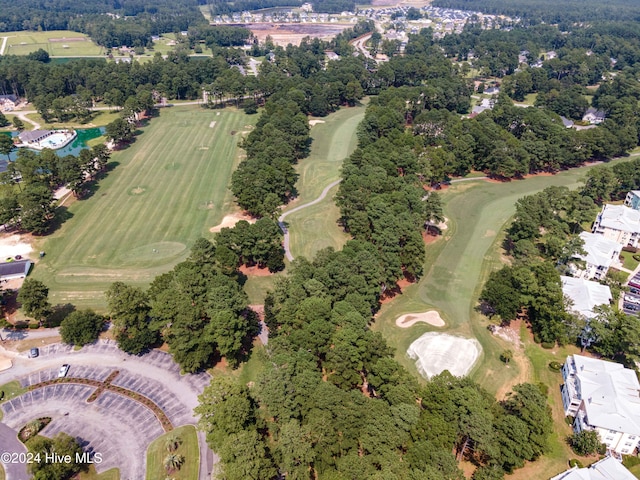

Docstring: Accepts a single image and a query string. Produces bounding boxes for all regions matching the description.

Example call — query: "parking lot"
[624,273,640,315]
[0,340,215,480]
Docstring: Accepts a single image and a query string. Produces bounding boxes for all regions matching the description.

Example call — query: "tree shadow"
[47,206,74,235]
[44,303,76,328]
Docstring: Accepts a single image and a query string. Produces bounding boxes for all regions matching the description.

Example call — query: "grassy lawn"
[26,110,121,130]
[0,381,27,421]
[282,104,365,261]
[31,106,251,310]
[145,425,199,480]
[244,273,282,305]
[2,31,104,56]
[77,466,120,480]
[0,114,34,131]
[620,250,640,271]
[521,93,538,105]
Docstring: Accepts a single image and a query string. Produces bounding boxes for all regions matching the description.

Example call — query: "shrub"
[28,323,39,329]
[569,459,583,468]
[549,361,562,372]
[623,455,640,469]
[570,430,603,456]
[0,391,4,400]
[541,341,555,349]
[633,254,640,262]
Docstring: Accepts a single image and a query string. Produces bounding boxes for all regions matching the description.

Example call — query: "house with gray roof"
[0,260,31,280]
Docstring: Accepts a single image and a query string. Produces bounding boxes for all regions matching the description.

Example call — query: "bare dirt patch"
[0,234,33,259]
[209,213,256,233]
[0,353,13,372]
[396,311,445,328]
[243,23,352,46]
[239,265,272,276]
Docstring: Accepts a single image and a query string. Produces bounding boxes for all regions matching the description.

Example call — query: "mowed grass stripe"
[33,107,250,309]
[284,105,365,260]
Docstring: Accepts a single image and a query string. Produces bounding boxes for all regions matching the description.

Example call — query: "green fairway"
[371,158,636,384]
[145,425,199,480]
[2,31,104,57]
[32,106,251,309]
[283,105,365,260]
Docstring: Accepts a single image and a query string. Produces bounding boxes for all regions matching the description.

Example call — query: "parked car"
[58,364,70,378]
[29,348,39,358]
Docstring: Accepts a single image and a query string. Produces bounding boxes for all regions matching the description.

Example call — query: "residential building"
[570,232,622,280]
[583,107,606,124]
[0,260,31,281]
[624,190,640,210]
[18,130,56,146]
[0,94,18,112]
[561,355,640,455]
[592,204,640,248]
[550,456,636,480]
[560,276,612,319]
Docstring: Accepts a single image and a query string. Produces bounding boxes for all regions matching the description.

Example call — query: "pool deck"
[17,129,77,151]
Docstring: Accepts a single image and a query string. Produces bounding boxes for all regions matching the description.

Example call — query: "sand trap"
[407,332,481,379]
[0,353,12,372]
[396,311,445,328]
[210,213,256,233]
[309,120,325,126]
[0,235,33,259]
[209,121,217,128]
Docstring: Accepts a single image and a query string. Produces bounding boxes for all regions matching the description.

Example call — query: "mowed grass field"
[32,106,251,309]
[282,104,365,260]
[372,157,636,382]
[1,30,104,56]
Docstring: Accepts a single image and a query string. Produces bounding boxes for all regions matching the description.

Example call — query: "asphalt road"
[0,422,28,480]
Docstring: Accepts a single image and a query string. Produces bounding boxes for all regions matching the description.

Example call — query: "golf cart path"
[278,179,342,261]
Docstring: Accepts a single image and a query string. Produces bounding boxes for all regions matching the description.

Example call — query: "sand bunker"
[407,332,481,379]
[309,120,325,126]
[209,121,217,128]
[210,213,256,233]
[0,353,12,372]
[396,311,445,328]
[0,235,33,259]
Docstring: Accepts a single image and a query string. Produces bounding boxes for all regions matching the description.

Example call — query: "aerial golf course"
[32,106,252,308]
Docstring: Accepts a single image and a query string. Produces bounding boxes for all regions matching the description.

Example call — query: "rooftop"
[550,456,636,480]
[0,260,31,278]
[596,204,640,233]
[569,355,640,436]
[576,232,621,269]
[561,276,612,319]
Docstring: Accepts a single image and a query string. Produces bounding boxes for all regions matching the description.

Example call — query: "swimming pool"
[41,132,73,148]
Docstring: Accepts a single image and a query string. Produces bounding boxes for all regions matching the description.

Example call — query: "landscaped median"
[26,375,173,432]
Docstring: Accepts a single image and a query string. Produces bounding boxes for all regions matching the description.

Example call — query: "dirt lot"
[242,23,352,46]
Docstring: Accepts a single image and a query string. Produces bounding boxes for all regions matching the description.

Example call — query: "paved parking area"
[19,364,115,388]
[1,385,161,480]
[0,340,215,480]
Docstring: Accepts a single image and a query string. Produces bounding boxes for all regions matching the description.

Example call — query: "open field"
[242,23,353,46]
[0,381,27,421]
[1,31,104,57]
[145,425,199,480]
[282,104,365,261]
[26,110,120,130]
[31,106,251,309]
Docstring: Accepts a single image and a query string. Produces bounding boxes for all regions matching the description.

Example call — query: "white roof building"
[561,276,612,319]
[570,232,622,280]
[561,355,640,455]
[550,456,636,480]
[592,204,640,248]
[624,190,640,211]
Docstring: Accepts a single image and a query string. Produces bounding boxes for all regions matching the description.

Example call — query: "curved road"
[278,179,342,261]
